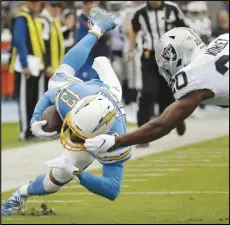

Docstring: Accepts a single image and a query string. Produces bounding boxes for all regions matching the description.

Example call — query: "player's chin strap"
[60,113,87,152]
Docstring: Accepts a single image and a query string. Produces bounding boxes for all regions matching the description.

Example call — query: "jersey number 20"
[215,55,229,76]
[172,55,229,93]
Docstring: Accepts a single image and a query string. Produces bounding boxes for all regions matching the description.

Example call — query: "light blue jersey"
[31,76,131,165]
[1,25,129,208]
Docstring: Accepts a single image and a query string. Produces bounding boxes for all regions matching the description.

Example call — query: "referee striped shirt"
[131,1,188,51]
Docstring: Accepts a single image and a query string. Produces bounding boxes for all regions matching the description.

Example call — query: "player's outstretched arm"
[114,92,202,147]
[85,90,213,152]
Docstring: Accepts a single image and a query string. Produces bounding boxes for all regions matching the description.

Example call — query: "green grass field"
[1,136,229,224]
[1,123,42,150]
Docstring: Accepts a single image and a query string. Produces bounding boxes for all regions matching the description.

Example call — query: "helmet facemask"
[60,112,89,152]
[156,27,206,86]
[60,95,117,152]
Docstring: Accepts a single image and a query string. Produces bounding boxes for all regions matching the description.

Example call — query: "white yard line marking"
[130,163,229,167]
[185,152,227,155]
[123,179,148,182]
[63,185,130,189]
[63,185,85,189]
[125,168,183,172]
[121,191,229,195]
[149,159,211,163]
[1,200,83,203]
[164,155,222,159]
[125,174,165,177]
[209,156,222,158]
[186,148,228,151]
[55,191,229,196]
[175,152,227,155]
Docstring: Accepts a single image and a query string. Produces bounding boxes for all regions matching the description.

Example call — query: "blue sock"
[28,174,49,196]
[61,33,98,73]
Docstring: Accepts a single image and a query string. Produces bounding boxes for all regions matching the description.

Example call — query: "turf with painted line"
[1,136,229,224]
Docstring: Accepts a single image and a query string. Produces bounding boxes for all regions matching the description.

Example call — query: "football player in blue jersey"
[2,8,131,216]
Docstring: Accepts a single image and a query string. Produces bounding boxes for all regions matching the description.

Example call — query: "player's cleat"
[88,8,117,37]
[1,186,28,216]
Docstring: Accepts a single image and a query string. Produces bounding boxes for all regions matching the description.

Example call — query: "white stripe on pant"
[19,74,28,140]
[38,72,45,100]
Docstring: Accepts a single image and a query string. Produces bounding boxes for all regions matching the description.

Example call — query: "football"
[41,105,62,133]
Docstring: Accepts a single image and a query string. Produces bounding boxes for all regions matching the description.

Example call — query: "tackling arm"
[114,91,204,148]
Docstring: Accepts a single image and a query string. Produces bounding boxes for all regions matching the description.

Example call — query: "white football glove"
[44,157,80,183]
[84,134,115,153]
[30,120,57,139]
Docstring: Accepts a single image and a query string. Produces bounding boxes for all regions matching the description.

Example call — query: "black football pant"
[14,71,45,140]
[137,51,174,127]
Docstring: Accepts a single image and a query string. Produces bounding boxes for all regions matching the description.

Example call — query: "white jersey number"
[172,71,188,94]
[172,55,229,94]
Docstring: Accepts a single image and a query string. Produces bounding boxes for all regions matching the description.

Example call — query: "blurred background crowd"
[1,1,229,142]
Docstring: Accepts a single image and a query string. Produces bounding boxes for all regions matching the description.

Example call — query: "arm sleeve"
[13,17,28,68]
[30,88,58,124]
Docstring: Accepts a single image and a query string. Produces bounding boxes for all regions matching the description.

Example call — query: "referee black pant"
[137,50,174,127]
[14,71,45,140]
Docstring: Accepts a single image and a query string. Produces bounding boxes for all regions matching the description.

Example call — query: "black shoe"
[136,143,150,148]
[19,134,39,142]
[176,121,186,136]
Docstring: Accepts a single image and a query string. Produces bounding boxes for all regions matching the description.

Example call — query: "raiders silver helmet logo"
[161,44,177,61]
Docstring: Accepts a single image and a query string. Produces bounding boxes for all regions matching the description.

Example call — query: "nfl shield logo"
[161,44,177,61]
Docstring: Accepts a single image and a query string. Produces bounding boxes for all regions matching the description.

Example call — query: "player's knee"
[105,180,121,201]
[43,169,72,193]
[43,173,61,193]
